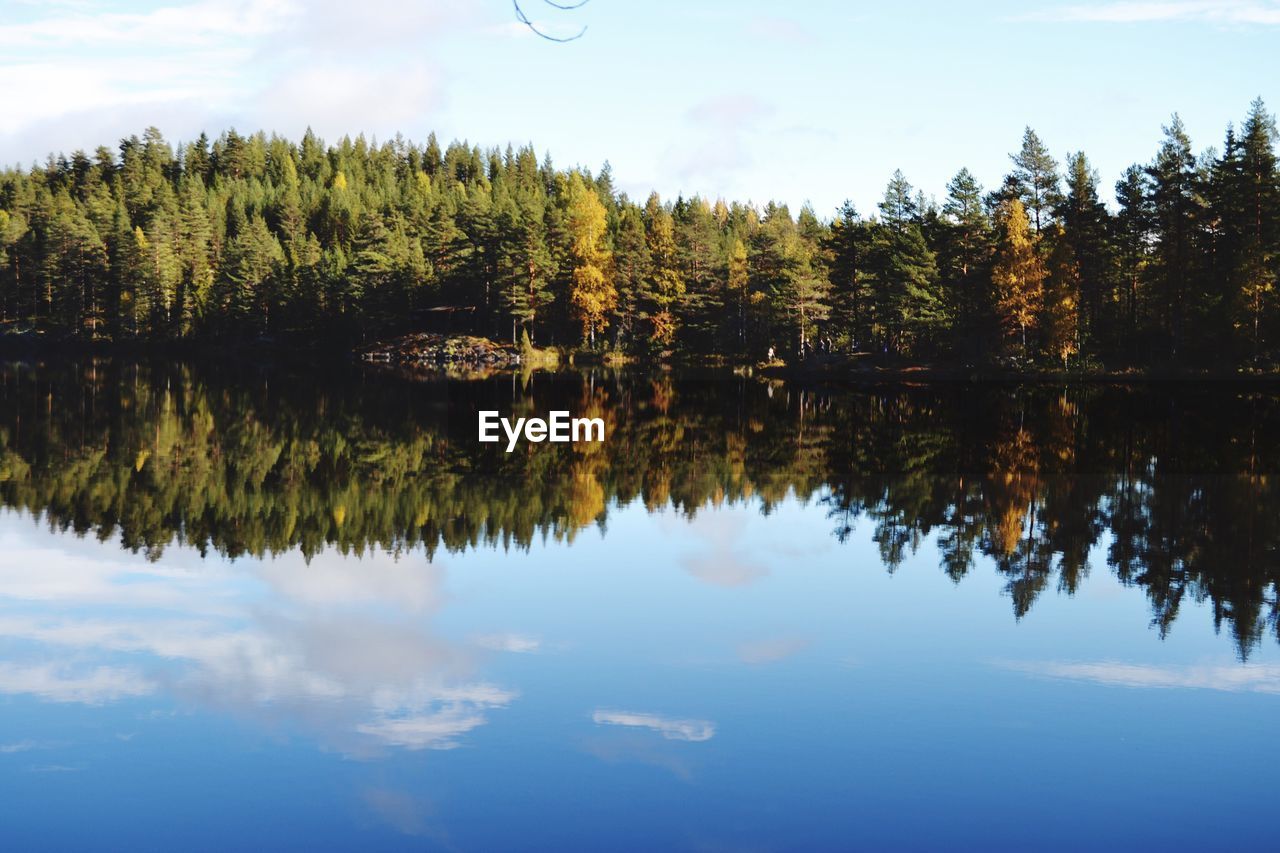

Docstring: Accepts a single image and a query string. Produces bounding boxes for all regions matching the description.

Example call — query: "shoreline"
[4,333,1280,385]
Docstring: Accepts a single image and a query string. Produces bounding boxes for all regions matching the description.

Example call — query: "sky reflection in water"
[1,498,1278,851]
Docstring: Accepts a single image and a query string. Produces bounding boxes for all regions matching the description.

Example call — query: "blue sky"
[1,0,1277,214]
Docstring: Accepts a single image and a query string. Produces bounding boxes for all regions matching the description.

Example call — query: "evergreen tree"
[880,170,917,229]
[826,201,871,351]
[939,169,993,356]
[1231,99,1279,365]
[1010,128,1063,235]
[0,116,1276,370]
[1114,165,1153,359]
[610,203,650,349]
[866,174,945,356]
[1059,153,1112,357]
[676,197,726,350]
[219,214,285,334]
[1147,115,1203,361]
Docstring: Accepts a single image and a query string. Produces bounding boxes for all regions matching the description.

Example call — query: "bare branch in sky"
[514,0,590,42]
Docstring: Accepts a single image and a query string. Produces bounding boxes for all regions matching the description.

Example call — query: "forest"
[3,360,1279,656]
[0,99,1278,370]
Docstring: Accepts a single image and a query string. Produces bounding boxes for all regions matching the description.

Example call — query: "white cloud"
[737,636,809,665]
[743,15,816,45]
[1037,1,1280,24]
[474,633,542,654]
[0,531,233,611]
[0,739,41,754]
[592,710,716,742]
[0,523,519,756]
[1000,660,1280,693]
[0,0,296,50]
[361,788,439,838]
[0,0,476,161]
[358,702,506,751]
[358,685,517,750]
[257,550,446,614]
[662,94,776,193]
[0,663,155,704]
[674,509,770,588]
[686,94,774,130]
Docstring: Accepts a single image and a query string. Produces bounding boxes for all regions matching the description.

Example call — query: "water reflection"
[2,359,1280,848]
[0,525,513,756]
[3,359,1278,656]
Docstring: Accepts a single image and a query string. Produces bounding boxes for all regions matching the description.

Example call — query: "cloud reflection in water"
[0,520,516,755]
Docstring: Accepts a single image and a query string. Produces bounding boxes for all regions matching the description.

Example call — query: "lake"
[1,359,1278,850]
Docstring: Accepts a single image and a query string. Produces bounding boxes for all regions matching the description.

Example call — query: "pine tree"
[880,170,917,230]
[1232,98,1279,365]
[866,174,945,356]
[219,215,285,334]
[674,197,721,346]
[775,208,831,356]
[1114,165,1152,358]
[610,203,650,349]
[123,226,157,336]
[940,169,993,356]
[1060,153,1112,357]
[1,120,1276,368]
[826,202,870,352]
[1010,128,1063,235]
[1147,115,1202,361]
[865,222,945,356]
[175,177,213,335]
[496,189,554,344]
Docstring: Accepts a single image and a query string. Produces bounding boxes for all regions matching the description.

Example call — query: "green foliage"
[1010,127,1063,235]
[0,105,1279,367]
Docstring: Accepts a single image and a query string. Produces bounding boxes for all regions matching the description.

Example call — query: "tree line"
[3,360,1280,656]
[1,100,1277,369]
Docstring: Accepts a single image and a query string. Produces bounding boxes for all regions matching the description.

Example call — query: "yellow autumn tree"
[727,238,749,348]
[992,199,1046,360]
[1042,226,1081,368]
[643,192,684,344]
[987,422,1038,559]
[565,174,616,346]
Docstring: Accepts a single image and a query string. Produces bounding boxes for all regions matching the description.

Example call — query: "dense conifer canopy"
[2,103,1279,368]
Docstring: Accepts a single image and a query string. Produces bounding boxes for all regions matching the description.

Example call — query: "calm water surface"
[1,361,1278,850]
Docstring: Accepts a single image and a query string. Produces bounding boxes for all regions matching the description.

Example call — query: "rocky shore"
[360,333,520,368]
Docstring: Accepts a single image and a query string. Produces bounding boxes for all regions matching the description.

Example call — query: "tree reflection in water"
[2,359,1278,656]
